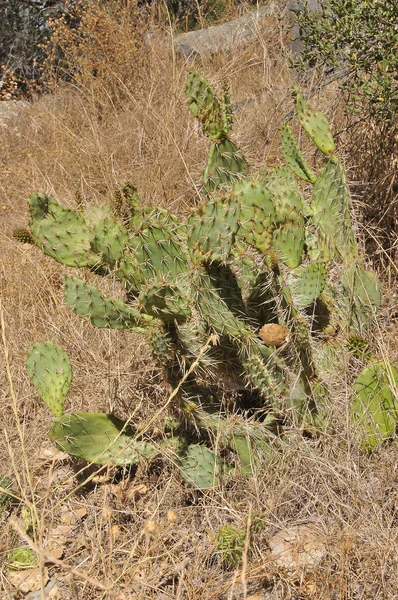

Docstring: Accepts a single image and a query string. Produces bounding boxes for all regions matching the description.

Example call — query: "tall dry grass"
[1,1,398,598]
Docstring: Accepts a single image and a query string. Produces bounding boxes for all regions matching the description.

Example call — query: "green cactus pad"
[340,266,381,332]
[216,524,245,567]
[234,180,276,254]
[26,341,72,417]
[185,69,225,140]
[267,167,305,268]
[351,361,398,451]
[138,281,191,322]
[6,547,37,571]
[120,223,188,289]
[204,138,247,192]
[64,276,152,330]
[187,195,239,262]
[193,270,251,339]
[281,124,316,183]
[311,158,354,260]
[146,323,176,367]
[176,444,222,489]
[293,89,335,156]
[232,434,254,475]
[292,263,327,308]
[0,476,12,511]
[50,412,157,465]
[272,222,305,269]
[28,193,94,267]
[240,351,285,402]
[110,181,140,224]
[89,216,129,265]
[221,82,233,135]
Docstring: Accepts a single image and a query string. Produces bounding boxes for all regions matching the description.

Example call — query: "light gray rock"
[173,4,279,59]
[289,0,320,55]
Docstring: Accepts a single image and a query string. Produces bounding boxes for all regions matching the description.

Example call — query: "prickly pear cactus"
[50,412,157,465]
[351,361,398,451]
[176,444,221,489]
[26,341,72,417]
[19,71,384,475]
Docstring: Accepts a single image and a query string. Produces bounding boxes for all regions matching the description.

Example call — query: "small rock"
[269,522,327,572]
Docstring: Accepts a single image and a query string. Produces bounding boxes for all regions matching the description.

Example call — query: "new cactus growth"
[20,71,384,478]
[26,342,72,417]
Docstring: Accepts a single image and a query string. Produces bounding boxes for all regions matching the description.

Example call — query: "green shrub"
[295,0,398,123]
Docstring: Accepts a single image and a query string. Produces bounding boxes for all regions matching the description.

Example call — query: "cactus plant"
[6,547,37,571]
[26,342,233,488]
[26,341,72,417]
[351,361,398,451]
[19,71,384,479]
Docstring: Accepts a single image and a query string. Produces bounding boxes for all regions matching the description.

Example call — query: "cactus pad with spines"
[64,276,152,330]
[138,281,191,322]
[351,361,398,450]
[26,341,71,417]
[187,195,239,262]
[204,138,247,192]
[18,71,386,478]
[292,263,327,309]
[89,216,129,265]
[50,412,157,465]
[340,266,381,332]
[311,158,354,260]
[293,88,335,156]
[281,123,316,183]
[235,180,276,254]
[176,444,221,489]
[267,168,305,268]
[28,192,95,267]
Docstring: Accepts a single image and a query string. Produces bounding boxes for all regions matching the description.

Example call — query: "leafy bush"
[295,0,398,123]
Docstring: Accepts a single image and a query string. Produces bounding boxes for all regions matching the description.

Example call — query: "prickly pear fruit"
[351,361,398,451]
[26,341,71,417]
[50,412,157,465]
[259,323,290,347]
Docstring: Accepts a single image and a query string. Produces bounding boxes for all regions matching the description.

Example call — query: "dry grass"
[1,1,398,598]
